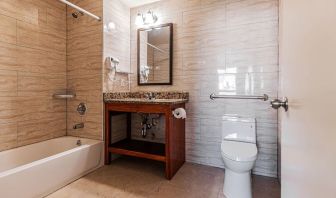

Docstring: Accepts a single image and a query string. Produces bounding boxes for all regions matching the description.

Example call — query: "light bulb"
[135,13,143,26]
[145,11,154,24]
[108,22,116,30]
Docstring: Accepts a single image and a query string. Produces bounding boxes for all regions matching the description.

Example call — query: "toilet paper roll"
[172,108,187,119]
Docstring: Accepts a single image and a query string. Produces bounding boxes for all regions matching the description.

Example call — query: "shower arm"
[58,0,101,21]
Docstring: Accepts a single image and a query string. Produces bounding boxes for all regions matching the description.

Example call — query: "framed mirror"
[137,23,173,85]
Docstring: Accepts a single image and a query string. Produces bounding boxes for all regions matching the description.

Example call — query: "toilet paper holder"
[172,108,187,119]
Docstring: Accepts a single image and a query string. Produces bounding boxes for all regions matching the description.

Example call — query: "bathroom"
[0,0,335,197]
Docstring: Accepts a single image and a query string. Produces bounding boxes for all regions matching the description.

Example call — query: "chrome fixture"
[135,10,158,26]
[71,11,84,18]
[76,139,82,146]
[145,92,156,100]
[270,97,289,111]
[73,123,84,129]
[53,93,76,99]
[77,103,87,116]
[139,113,160,138]
[210,93,269,101]
[58,0,101,21]
[109,57,120,69]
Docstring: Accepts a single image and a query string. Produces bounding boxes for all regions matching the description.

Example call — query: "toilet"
[221,116,258,198]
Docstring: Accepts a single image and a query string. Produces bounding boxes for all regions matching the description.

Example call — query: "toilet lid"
[221,141,257,162]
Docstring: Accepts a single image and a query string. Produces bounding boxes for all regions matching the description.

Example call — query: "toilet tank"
[221,116,256,143]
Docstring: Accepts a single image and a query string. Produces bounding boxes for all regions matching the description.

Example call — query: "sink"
[103,92,189,105]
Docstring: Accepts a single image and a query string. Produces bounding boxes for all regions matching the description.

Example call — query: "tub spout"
[73,123,84,129]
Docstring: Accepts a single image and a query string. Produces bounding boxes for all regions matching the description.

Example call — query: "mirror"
[137,23,173,85]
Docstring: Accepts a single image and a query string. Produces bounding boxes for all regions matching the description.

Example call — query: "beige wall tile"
[66,0,103,140]
[17,21,66,53]
[0,123,17,151]
[0,70,17,96]
[0,14,16,44]
[0,1,67,151]
[0,42,18,71]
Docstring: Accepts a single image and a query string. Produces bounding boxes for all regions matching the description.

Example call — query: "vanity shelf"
[105,100,187,180]
[109,139,165,162]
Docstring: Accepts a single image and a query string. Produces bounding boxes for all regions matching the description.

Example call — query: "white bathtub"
[0,136,103,198]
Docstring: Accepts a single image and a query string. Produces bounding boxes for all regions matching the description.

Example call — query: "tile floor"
[47,157,280,198]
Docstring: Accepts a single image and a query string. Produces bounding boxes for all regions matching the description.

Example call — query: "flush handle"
[270,97,289,112]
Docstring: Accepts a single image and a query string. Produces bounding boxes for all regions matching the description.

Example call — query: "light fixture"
[135,10,158,26]
[144,10,157,24]
[104,22,116,32]
[135,13,144,26]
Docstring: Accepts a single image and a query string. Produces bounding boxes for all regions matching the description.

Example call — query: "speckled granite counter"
[104,92,189,105]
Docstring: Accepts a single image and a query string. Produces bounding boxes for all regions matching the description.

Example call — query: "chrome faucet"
[73,123,84,129]
[145,92,156,100]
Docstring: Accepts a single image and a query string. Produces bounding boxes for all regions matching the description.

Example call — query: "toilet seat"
[221,141,257,162]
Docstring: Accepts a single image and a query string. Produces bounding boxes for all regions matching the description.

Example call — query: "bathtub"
[0,136,103,198]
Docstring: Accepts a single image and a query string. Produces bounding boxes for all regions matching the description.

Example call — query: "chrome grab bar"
[53,93,76,99]
[210,93,269,101]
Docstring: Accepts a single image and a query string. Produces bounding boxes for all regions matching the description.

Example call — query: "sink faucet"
[145,92,156,100]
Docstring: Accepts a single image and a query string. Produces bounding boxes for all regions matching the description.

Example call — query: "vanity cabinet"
[104,101,186,179]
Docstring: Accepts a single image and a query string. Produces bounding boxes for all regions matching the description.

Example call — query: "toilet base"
[223,169,252,198]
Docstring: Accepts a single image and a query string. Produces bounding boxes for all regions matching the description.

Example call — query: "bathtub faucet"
[73,123,84,129]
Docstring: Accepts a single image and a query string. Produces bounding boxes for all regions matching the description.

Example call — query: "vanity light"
[135,10,158,26]
[144,10,157,24]
[104,22,116,32]
[135,13,144,26]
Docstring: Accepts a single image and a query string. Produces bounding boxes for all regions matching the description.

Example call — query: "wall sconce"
[104,21,116,32]
[135,10,158,26]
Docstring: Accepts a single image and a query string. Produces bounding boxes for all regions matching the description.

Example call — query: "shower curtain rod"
[58,0,101,21]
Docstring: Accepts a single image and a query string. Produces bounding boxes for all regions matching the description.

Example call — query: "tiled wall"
[0,0,67,151]
[103,0,130,93]
[66,0,104,140]
[130,0,279,177]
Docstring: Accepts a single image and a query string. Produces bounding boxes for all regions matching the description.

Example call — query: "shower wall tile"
[0,0,67,151]
[0,42,18,71]
[0,123,17,151]
[131,0,279,177]
[0,70,17,96]
[0,14,16,44]
[17,21,66,53]
[66,0,103,140]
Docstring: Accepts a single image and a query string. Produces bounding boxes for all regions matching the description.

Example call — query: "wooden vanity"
[104,92,188,179]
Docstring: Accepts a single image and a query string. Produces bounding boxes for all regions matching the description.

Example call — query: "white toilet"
[221,116,258,198]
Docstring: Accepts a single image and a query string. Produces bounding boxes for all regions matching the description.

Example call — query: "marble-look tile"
[0,70,17,96]
[130,0,279,177]
[226,0,278,27]
[0,122,17,151]
[0,1,67,151]
[0,14,17,44]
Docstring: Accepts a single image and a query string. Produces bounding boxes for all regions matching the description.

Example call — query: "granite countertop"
[104,92,189,105]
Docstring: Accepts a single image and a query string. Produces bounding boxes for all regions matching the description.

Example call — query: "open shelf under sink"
[109,139,165,162]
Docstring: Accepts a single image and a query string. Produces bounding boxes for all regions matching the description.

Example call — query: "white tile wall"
[130,0,279,177]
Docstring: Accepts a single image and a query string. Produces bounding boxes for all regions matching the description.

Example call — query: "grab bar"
[210,93,269,101]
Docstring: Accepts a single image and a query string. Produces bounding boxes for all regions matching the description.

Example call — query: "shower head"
[72,11,83,18]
